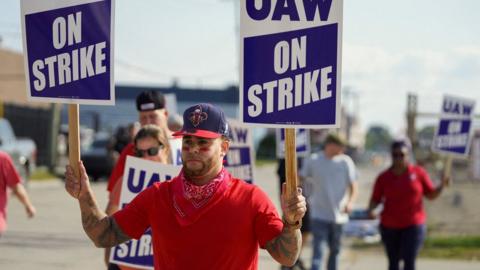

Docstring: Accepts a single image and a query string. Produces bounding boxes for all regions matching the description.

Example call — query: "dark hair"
[324,133,346,146]
[390,139,411,151]
[134,125,171,163]
[136,90,166,112]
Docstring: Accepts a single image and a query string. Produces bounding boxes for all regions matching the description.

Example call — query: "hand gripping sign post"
[21,0,115,178]
[241,0,343,196]
[432,95,476,181]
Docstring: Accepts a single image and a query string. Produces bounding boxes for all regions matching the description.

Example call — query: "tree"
[365,125,392,152]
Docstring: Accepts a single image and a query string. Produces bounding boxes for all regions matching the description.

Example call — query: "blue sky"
[1,0,479,134]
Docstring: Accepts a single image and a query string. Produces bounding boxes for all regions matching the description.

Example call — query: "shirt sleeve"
[418,166,435,195]
[107,144,134,192]
[112,186,154,239]
[344,156,357,183]
[252,186,283,248]
[1,153,22,188]
[370,174,384,203]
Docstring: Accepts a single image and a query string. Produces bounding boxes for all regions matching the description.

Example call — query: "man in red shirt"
[0,150,36,236]
[66,103,307,269]
[368,139,449,270]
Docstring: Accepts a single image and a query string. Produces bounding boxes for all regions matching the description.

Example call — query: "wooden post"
[443,156,453,187]
[68,104,81,179]
[284,128,298,198]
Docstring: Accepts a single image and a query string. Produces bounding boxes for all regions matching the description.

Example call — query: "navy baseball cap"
[136,90,166,112]
[172,103,230,139]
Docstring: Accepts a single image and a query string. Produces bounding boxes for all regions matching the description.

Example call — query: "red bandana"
[171,168,231,226]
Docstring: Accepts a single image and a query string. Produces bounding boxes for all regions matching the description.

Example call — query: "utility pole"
[406,93,418,151]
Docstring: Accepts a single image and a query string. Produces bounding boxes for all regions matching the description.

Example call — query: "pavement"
[1,164,479,269]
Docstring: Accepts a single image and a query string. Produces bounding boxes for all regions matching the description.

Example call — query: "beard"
[183,156,214,179]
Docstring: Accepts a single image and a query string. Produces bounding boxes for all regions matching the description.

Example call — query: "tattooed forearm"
[266,228,302,266]
[79,192,131,248]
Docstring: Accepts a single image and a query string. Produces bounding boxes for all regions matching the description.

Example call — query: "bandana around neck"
[171,167,231,226]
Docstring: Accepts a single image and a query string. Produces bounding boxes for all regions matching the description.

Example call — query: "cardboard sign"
[224,119,256,183]
[110,156,181,269]
[432,95,476,157]
[21,0,115,105]
[240,0,342,128]
[276,128,310,158]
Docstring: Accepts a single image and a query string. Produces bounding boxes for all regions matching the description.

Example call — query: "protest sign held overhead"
[21,0,115,105]
[240,0,342,128]
[432,95,476,157]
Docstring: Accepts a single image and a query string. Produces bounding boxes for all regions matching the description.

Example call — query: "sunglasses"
[392,152,406,158]
[135,145,163,157]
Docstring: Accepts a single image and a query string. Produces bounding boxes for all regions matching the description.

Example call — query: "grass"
[255,159,277,167]
[29,167,57,181]
[421,236,480,260]
[351,235,480,261]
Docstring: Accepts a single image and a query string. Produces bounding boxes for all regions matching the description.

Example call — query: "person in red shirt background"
[107,90,173,194]
[0,150,36,237]
[105,125,171,270]
[368,139,450,270]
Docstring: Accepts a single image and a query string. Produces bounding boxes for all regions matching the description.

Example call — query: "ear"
[220,139,230,157]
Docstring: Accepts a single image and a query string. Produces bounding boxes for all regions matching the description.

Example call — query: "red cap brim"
[172,129,221,139]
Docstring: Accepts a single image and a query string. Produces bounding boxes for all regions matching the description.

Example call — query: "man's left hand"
[280,183,307,227]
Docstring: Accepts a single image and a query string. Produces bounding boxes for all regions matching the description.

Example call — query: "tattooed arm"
[65,161,131,248]
[266,183,306,266]
[265,224,302,266]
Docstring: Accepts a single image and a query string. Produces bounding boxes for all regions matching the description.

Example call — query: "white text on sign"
[247,35,333,117]
[245,0,333,22]
[443,99,474,116]
[32,12,107,92]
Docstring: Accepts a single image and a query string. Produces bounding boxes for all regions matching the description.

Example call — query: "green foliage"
[256,132,276,160]
[365,125,392,151]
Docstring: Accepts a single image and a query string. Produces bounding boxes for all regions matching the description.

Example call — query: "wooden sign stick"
[443,155,453,187]
[284,128,298,198]
[68,104,81,180]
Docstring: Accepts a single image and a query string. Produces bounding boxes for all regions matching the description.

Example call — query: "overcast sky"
[1,0,479,134]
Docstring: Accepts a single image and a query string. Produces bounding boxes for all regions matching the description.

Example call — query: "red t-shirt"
[113,177,283,270]
[0,151,22,233]
[107,143,135,192]
[370,164,435,229]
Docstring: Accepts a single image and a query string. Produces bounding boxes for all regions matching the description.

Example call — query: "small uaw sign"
[21,0,115,105]
[432,95,476,157]
[224,119,256,183]
[276,128,311,158]
[240,0,342,128]
[110,156,181,269]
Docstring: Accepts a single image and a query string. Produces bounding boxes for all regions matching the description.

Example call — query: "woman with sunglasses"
[367,139,450,270]
[106,125,170,270]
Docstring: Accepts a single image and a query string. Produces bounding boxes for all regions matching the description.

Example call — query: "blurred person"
[105,125,170,270]
[168,113,183,132]
[113,122,140,155]
[367,139,450,270]
[277,158,309,270]
[0,150,36,237]
[299,133,358,270]
[65,103,307,269]
[107,90,173,202]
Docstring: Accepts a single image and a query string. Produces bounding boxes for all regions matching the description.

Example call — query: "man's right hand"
[65,161,91,199]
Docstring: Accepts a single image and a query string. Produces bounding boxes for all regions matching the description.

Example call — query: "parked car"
[0,118,37,182]
[81,133,116,181]
[344,208,381,243]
